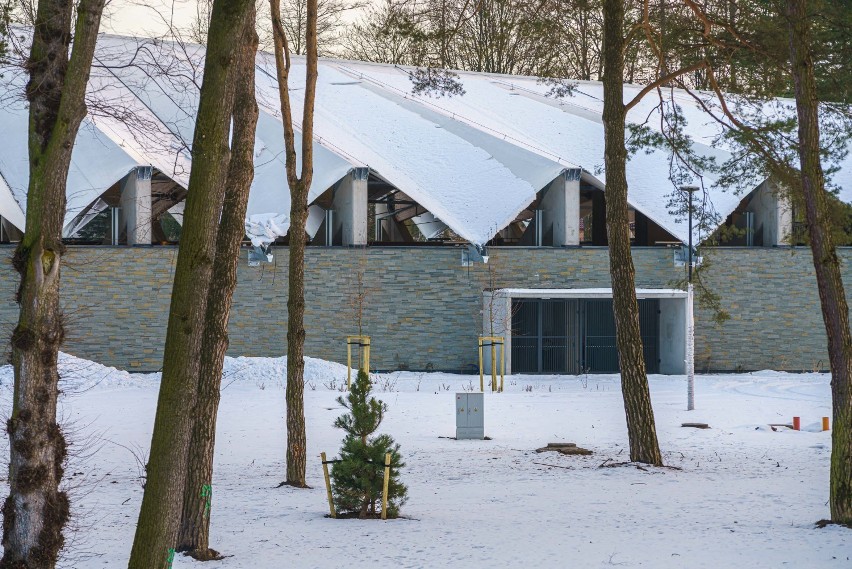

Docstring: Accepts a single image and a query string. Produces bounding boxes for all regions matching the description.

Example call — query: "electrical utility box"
[456,393,485,440]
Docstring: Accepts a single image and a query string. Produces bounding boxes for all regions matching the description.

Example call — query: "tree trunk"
[786,0,852,524]
[601,0,662,466]
[128,1,254,566]
[176,9,259,558]
[1,1,105,566]
[270,0,318,488]
[286,183,309,486]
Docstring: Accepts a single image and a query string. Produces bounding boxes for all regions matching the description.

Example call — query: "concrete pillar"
[120,166,153,245]
[539,168,581,247]
[332,167,368,246]
[565,169,581,246]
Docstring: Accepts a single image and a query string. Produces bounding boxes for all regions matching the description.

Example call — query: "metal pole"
[682,186,697,411]
[688,190,693,283]
[111,206,121,246]
[687,282,695,411]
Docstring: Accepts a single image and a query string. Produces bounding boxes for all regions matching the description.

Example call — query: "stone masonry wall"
[0,245,846,372]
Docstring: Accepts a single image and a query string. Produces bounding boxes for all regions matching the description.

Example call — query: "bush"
[331,370,407,518]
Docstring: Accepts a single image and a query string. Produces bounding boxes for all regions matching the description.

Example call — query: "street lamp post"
[681,185,699,411]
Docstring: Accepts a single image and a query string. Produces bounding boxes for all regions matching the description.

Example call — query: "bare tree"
[1,0,106,566]
[347,247,371,337]
[127,0,256,566]
[188,0,214,45]
[270,0,318,488]
[341,0,423,64]
[453,0,562,75]
[176,6,259,559]
[259,0,364,55]
[342,0,606,80]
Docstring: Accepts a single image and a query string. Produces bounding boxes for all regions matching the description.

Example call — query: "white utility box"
[456,393,484,440]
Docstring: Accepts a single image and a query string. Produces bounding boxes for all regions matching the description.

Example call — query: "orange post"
[792,416,801,431]
[822,417,830,431]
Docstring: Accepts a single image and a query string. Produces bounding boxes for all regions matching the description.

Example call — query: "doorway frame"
[482,288,688,375]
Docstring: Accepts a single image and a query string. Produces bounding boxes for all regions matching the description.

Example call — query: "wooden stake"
[321,452,336,518]
[823,416,830,431]
[491,340,497,392]
[363,337,371,375]
[478,337,484,392]
[346,341,352,389]
[381,452,391,520]
[499,338,505,392]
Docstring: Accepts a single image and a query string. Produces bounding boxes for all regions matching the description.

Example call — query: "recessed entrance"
[511,298,660,374]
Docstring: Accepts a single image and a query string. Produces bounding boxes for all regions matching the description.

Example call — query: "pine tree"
[600,0,663,466]
[331,371,407,519]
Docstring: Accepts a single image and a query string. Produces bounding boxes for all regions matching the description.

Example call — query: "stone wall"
[0,245,845,372]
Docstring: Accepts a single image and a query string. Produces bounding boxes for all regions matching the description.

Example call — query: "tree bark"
[786,0,852,524]
[285,183,309,486]
[127,1,255,566]
[1,1,105,566]
[601,0,662,466]
[271,0,318,488]
[176,9,259,559]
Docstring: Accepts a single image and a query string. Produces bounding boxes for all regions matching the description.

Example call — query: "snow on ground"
[0,354,849,568]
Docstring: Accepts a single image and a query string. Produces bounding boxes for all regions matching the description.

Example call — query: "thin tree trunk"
[176,9,259,558]
[1,1,105,566]
[786,0,852,524]
[601,0,662,466]
[128,1,255,566]
[286,183,309,486]
[271,0,318,488]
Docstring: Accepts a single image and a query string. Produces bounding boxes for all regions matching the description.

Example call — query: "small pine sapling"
[331,370,407,518]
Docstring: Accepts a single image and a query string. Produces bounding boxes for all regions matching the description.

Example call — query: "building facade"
[0,245,841,374]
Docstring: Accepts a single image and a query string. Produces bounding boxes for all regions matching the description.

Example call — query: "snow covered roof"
[0,66,141,234]
[253,52,568,244]
[0,33,358,239]
[2,32,844,245]
[324,60,760,244]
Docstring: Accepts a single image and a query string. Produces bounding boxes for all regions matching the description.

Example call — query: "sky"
[103,0,201,37]
[102,0,367,38]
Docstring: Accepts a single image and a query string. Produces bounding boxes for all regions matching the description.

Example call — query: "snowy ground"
[0,354,849,568]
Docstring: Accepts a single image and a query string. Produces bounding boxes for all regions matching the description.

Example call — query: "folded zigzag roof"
[1,32,847,245]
